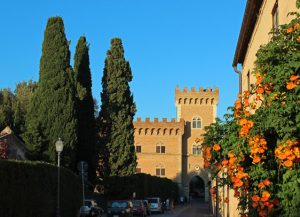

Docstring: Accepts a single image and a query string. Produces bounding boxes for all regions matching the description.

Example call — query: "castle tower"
[175,87,219,123]
[175,87,219,199]
[133,86,219,199]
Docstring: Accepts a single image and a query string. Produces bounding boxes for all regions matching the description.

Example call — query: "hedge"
[105,173,179,201]
[0,160,82,217]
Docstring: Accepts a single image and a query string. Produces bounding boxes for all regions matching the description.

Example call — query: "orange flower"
[213,144,221,151]
[231,176,240,183]
[261,191,271,202]
[256,95,261,101]
[267,202,274,211]
[287,153,295,161]
[244,110,250,116]
[247,120,254,128]
[259,210,267,217]
[204,160,210,168]
[244,90,251,96]
[284,159,293,167]
[228,152,235,158]
[293,146,300,158]
[294,23,300,30]
[263,179,271,186]
[251,195,260,202]
[239,118,248,125]
[235,99,242,109]
[255,72,261,78]
[253,155,261,164]
[252,202,258,208]
[277,152,287,160]
[286,82,297,90]
[236,171,248,179]
[290,75,299,81]
[253,135,259,143]
[298,36,300,43]
[244,98,249,107]
[256,77,263,85]
[234,180,243,188]
[205,146,212,152]
[258,183,265,189]
[222,159,229,166]
[257,87,264,94]
[287,27,293,33]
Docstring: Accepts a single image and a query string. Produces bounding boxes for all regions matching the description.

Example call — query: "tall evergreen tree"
[13,80,37,135]
[73,36,96,181]
[0,89,14,131]
[98,38,137,177]
[22,17,78,169]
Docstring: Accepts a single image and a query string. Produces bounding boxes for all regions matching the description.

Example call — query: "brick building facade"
[133,87,219,199]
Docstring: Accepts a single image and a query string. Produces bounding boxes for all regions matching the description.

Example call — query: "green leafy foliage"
[22,17,78,169]
[0,81,37,136]
[13,80,37,135]
[73,36,97,182]
[98,38,137,178]
[106,173,179,201]
[0,89,14,130]
[0,160,82,217]
[203,8,300,217]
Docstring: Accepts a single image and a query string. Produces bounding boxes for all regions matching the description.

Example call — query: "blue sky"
[1,0,246,120]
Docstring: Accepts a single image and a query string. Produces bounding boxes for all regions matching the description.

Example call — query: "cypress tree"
[73,36,96,181]
[22,17,78,169]
[98,38,137,177]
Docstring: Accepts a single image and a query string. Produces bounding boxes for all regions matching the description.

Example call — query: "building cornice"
[232,0,263,66]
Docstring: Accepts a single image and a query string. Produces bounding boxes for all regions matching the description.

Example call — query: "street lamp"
[55,138,64,217]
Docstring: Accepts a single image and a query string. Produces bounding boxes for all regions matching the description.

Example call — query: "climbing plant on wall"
[203,5,300,217]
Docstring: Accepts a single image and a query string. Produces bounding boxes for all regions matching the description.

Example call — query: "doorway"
[189,176,205,199]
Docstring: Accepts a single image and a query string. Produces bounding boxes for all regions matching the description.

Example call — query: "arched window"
[192,143,202,155]
[155,164,165,177]
[156,143,165,153]
[192,117,202,129]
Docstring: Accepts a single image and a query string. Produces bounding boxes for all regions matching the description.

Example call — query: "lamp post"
[55,138,64,217]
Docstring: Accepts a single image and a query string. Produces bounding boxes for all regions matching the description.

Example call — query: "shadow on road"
[153,198,212,217]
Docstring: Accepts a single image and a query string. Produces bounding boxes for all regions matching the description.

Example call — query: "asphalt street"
[154,199,212,217]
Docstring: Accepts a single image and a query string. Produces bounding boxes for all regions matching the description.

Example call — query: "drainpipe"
[233,65,242,96]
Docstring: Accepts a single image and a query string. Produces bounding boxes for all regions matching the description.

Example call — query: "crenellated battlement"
[135,117,179,123]
[133,118,184,136]
[175,86,219,105]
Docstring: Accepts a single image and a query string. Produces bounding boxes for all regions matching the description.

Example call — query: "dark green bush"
[106,173,179,201]
[0,160,82,217]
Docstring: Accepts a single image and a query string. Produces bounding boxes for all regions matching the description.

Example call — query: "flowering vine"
[202,7,300,217]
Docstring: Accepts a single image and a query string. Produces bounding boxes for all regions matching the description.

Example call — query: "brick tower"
[175,87,219,199]
[133,86,219,199]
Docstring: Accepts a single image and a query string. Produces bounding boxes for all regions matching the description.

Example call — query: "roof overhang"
[232,0,263,67]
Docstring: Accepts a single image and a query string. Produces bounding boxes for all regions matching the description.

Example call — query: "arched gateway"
[183,169,210,202]
[189,176,205,198]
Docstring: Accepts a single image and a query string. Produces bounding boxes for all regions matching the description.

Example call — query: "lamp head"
[55,138,64,153]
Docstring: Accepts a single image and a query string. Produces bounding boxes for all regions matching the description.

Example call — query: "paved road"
[102,199,212,217]
[153,199,213,217]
